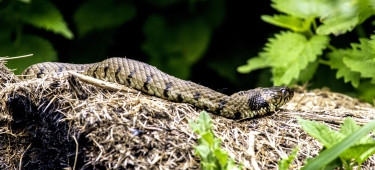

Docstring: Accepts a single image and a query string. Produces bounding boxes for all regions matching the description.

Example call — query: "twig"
[68,71,138,93]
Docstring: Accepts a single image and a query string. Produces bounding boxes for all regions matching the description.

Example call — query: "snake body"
[21,57,294,119]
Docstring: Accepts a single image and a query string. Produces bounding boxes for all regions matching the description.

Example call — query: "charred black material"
[7,93,89,169]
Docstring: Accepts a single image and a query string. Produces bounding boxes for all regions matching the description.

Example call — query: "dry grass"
[1,60,375,169]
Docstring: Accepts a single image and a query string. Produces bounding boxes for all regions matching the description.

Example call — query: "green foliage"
[0,35,57,73]
[238,31,329,85]
[74,0,136,37]
[142,15,211,79]
[142,0,224,79]
[19,0,73,39]
[0,0,67,74]
[189,111,241,170]
[238,0,375,102]
[0,0,224,78]
[278,146,300,170]
[297,117,375,169]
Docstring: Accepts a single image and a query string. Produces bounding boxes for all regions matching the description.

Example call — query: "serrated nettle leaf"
[142,15,211,79]
[261,14,311,32]
[343,38,375,81]
[317,0,375,35]
[20,0,73,39]
[271,0,332,18]
[296,60,319,84]
[0,35,57,75]
[340,143,375,164]
[339,117,360,135]
[265,32,329,67]
[298,117,344,148]
[74,0,136,37]
[259,31,329,85]
[357,81,375,103]
[302,118,375,170]
[237,53,271,73]
[327,50,361,87]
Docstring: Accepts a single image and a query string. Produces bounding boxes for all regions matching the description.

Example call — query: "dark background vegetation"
[0,0,373,102]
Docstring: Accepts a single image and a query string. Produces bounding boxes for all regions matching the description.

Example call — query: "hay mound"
[1,60,375,169]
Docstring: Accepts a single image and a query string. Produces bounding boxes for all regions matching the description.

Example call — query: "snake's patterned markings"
[163,82,172,98]
[193,92,201,101]
[24,69,30,79]
[58,66,64,75]
[127,69,136,86]
[104,66,109,78]
[115,66,121,84]
[143,75,153,92]
[21,57,294,119]
[92,65,99,78]
[177,94,183,102]
[36,67,44,78]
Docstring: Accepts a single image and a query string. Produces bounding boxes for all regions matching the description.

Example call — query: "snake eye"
[281,89,287,96]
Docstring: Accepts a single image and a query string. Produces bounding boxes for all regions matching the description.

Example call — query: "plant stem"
[319,59,331,66]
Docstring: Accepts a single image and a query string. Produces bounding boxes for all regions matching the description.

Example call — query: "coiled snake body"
[21,57,294,119]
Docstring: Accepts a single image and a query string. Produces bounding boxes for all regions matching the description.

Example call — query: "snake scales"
[21,57,294,119]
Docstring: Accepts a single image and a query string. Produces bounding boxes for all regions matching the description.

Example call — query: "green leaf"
[142,14,211,79]
[213,149,228,168]
[0,35,57,74]
[189,111,242,170]
[302,118,375,170]
[237,53,270,73]
[338,118,375,164]
[298,117,343,148]
[327,49,361,87]
[74,0,136,37]
[238,31,329,85]
[278,146,300,170]
[339,117,360,135]
[189,111,212,135]
[271,32,329,85]
[270,0,332,18]
[195,143,211,158]
[341,143,375,165]
[20,0,73,39]
[357,81,375,104]
[296,60,319,83]
[317,0,375,35]
[261,14,310,32]
[342,38,375,83]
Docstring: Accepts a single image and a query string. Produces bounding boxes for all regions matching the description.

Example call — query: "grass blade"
[302,119,375,170]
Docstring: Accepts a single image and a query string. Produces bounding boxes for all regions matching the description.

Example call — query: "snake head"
[260,86,294,109]
[233,86,294,119]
